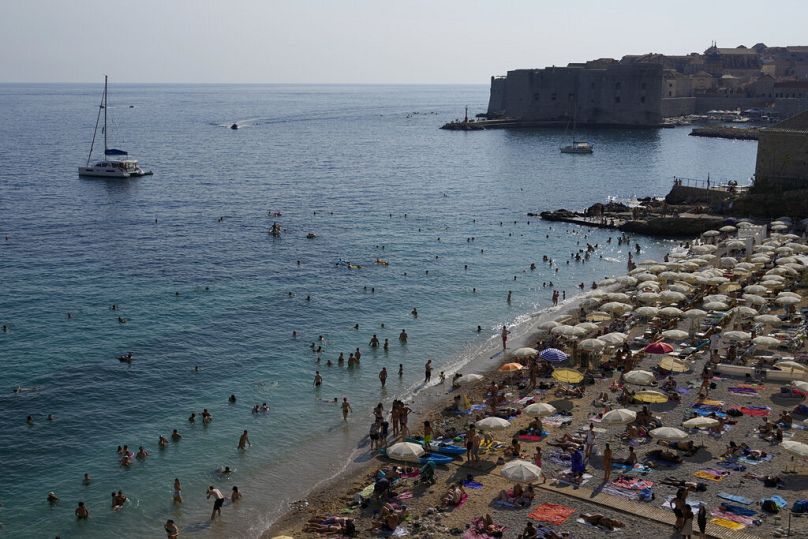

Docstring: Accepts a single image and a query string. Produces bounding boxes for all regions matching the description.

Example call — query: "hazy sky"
[1,0,806,84]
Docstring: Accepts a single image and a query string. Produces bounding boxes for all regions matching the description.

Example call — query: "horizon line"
[0,81,490,86]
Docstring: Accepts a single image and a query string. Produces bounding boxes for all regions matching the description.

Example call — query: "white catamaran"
[78,76,152,178]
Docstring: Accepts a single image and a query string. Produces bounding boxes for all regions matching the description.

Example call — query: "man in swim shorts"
[207,486,225,520]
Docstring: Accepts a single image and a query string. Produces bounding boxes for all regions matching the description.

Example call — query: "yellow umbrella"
[552,368,584,384]
[499,362,524,372]
[634,390,669,404]
[659,355,689,373]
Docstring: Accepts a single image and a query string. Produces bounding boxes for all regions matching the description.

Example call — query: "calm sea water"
[0,84,757,538]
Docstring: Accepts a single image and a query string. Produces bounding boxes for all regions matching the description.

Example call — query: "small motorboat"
[306,233,317,239]
[230,123,239,130]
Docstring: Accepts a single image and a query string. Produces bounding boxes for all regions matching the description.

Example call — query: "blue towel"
[720,503,757,516]
[718,492,753,505]
[462,480,483,489]
[771,495,788,508]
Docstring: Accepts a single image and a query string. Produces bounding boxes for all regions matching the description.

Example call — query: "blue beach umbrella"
[539,348,568,363]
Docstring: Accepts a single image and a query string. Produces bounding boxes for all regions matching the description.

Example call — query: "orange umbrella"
[499,362,524,372]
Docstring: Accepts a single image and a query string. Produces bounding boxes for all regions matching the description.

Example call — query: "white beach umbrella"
[604,292,631,303]
[722,331,752,342]
[704,301,729,311]
[683,417,719,429]
[731,306,758,318]
[752,336,781,348]
[725,240,746,250]
[761,280,785,290]
[735,262,755,270]
[551,325,587,338]
[704,294,730,303]
[601,302,633,315]
[599,332,628,345]
[638,259,659,266]
[773,361,808,374]
[702,230,720,237]
[387,442,426,462]
[742,294,766,306]
[661,329,689,340]
[745,284,768,294]
[719,225,737,233]
[751,256,771,264]
[524,402,557,418]
[616,275,638,286]
[792,380,808,392]
[683,309,708,319]
[658,307,684,318]
[650,427,689,441]
[455,373,485,386]
[660,290,687,304]
[720,257,738,268]
[635,273,658,282]
[754,314,781,325]
[575,322,600,334]
[778,291,801,299]
[634,306,660,318]
[512,347,538,360]
[538,321,560,331]
[601,408,637,425]
[598,278,617,286]
[579,338,606,352]
[776,296,801,306]
[624,370,656,386]
[772,224,789,232]
[765,273,787,281]
[658,271,680,281]
[476,417,511,431]
[580,297,603,309]
[781,441,808,459]
[690,245,717,254]
[501,459,543,483]
[669,283,693,294]
[637,292,661,304]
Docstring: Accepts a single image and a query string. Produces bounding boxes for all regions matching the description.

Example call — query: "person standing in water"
[313,371,323,387]
[207,486,225,520]
[238,430,251,450]
[424,360,432,383]
[501,325,510,349]
[399,329,408,343]
[341,397,352,421]
[173,478,182,504]
[379,367,388,388]
[165,519,180,538]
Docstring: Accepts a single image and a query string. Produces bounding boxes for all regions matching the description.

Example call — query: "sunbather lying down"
[555,385,585,398]
[657,440,697,455]
[547,433,584,451]
[660,477,707,492]
[375,503,407,531]
[442,482,466,507]
[303,516,356,535]
[646,449,684,463]
[518,522,569,539]
[472,513,505,537]
[581,512,625,531]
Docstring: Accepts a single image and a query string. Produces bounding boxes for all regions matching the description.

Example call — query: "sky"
[1,0,807,84]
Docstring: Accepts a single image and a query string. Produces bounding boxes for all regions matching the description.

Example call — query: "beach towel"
[554,470,592,487]
[765,495,788,508]
[396,491,413,500]
[602,485,643,501]
[612,477,654,490]
[738,454,773,465]
[716,460,746,471]
[698,399,724,407]
[529,503,576,525]
[710,517,745,530]
[718,492,753,505]
[543,414,573,427]
[728,387,760,396]
[492,499,520,509]
[462,480,483,489]
[735,406,770,417]
[517,434,546,442]
[712,511,759,527]
[576,517,622,532]
[694,470,728,481]
[535,524,568,539]
[611,463,652,474]
[718,504,757,517]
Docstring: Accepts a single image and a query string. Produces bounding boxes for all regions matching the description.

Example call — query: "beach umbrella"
[650,427,688,441]
[659,355,689,373]
[690,245,717,254]
[551,325,587,338]
[704,294,730,304]
[455,373,484,386]
[501,459,543,483]
[600,332,628,346]
[637,292,661,304]
[601,302,633,314]
[586,311,612,322]
[661,329,689,340]
[762,280,784,290]
[751,256,771,264]
[658,271,680,281]
[765,273,787,281]
[781,441,808,459]
[720,257,738,268]
[644,342,674,355]
[702,230,720,237]
[793,380,808,392]
[634,306,659,318]
[601,408,637,425]
[774,361,808,374]
[598,278,617,286]
[638,259,659,266]
[575,322,601,334]
[605,292,631,303]
[512,347,538,360]
[616,275,638,286]
[719,225,737,233]
[725,240,746,250]
[387,442,426,462]
[476,417,511,431]
[635,273,658,282]
[683,417,719,429]
[743,294,766,306]
[704,301,729,311]
[659,290,687,304]
[499,363,524,372]
[718,282,741,293]
[624,369,656,386]
[683,309,708,319]
[580,297,603,309]
[537,321,560,331]
[659,307,684,318]
[752,336,781,348]
[634,390,669,404]
[772,224,789,232]
[735,262,755,270]
[525,402,557,417]
[552,368,584,384]
[731,306,758,318]
[723,331,751,342]
[754,314,781,325]
[745,284,768,294]
[579,338,606,352]
[778,291,801,299]
[539,348,568,363]
[776,296,801,306]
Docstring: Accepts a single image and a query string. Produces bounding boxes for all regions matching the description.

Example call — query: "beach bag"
[793,500,808,513]
[762,499,780,514]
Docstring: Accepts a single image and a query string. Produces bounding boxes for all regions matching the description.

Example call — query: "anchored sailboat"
[560,98,593,154]
[78,76,152,178]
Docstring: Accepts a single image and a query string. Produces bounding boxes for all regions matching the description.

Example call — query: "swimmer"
[111,490,127,510]
[75,501,89,519]
[238,430,251,450]
[165,519,180,538]
[341,397,352,420]
[399,329,408,342]
[411,307,418,317]
[379,367,388,387]
[383,338,389,351]
[398,364,403,377]
[47,491,59,504]
[477,325,482,333]
[171,429,182,442]
[370,334,380,347]
[47,414,54,421]
[229,394,237,403]
[189,412,196,423]
[314,371,323,387]
[231,486,241,502]
[136,446,150,459]
[83,473,92,486]
[26,415,33,425]
[439,371,446,384]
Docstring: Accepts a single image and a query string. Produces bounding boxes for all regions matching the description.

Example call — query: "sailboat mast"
[86,77,105,166]
[103,75,108,156]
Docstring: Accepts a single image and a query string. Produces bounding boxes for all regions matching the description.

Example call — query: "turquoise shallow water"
[0,84,757,537]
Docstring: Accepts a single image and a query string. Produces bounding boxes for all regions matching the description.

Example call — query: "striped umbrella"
[539,348,568,363]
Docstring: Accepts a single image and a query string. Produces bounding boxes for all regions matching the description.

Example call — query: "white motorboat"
[561,141,594,154]
[78,76,151,178]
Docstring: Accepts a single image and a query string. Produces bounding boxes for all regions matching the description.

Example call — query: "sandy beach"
[267,225,808,539]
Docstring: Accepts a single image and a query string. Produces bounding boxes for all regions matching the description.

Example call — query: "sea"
[0,84,758,538]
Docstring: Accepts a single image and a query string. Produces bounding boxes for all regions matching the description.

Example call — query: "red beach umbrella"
[644,342,674,355]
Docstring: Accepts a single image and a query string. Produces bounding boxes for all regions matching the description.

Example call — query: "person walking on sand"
[680,504,693,539]
[341,397,352,421]
[379,367,388,388]
[584,423,596,461]
[207,486,225,520]
[424,360,432,383]
[602,443,612,482]
[238,430,251,450]
[501,325,510,349]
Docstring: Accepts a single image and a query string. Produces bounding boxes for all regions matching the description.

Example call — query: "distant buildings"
[487,43,808,126]
[754,110,808,191]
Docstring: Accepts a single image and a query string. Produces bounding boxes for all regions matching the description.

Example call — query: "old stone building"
[754,110,808,191]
